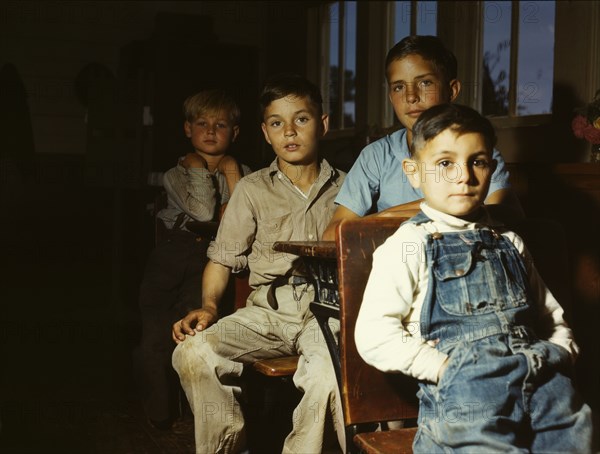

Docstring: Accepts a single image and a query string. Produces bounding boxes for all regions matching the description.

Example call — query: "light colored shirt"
[335,128,512,215]
[208,158,346,288]
[158,160,251,229]
[355,203,577,383]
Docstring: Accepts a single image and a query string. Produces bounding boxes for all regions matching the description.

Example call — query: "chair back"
[336,216,419,428]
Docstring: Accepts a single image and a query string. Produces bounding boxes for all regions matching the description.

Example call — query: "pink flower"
[572,114,600,144]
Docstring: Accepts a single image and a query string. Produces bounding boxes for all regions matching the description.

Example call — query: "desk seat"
[253,355,300,377]
[354,427,419,454]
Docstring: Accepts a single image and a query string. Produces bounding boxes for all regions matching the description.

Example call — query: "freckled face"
[184,111,239,156]
[261,95,328,166]
[403,129,496,218]
[387,54,460,138]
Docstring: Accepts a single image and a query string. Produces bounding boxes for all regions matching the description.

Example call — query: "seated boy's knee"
[300,356,337,393]
[171,334,215,380]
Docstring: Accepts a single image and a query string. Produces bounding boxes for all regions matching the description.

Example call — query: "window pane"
[394,1,411,43]
[328,2,340,129]
[482,1,512,116]
[344,1,357,127]
[517,1,555,115]
[416,1,437,36]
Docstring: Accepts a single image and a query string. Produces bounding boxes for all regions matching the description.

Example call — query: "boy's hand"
[217,155,243,197]
[216,155,241,175]
[180,152,208,169]
[437,357,449,383]
[172,307,218,344]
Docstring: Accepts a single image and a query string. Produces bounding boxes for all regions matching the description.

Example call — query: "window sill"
[488,114,553,129]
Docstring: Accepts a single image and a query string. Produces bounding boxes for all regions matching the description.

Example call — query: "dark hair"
[183,89,240,124]
[410,103,497,156]
[385,35,458,84]
[259,73,323,118]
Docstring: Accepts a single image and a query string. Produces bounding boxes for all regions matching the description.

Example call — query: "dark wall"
[0,4,312,450]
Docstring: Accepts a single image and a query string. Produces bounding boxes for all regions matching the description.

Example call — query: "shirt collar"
[420,202,503,230]
[267,157,339,186]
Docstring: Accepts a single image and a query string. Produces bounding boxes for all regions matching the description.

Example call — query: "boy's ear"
[184,121,192,138]
[260,122,272,145]
[232,125,240,142]
[449,79,461,102]
[402,159,421,189]
[320,114,329,137]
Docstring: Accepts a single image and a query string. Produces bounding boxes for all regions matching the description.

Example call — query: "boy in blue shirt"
[323,35,522,240]
[356,103,592,453]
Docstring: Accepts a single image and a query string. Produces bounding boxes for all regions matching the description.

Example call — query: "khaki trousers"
[172,283,345,454]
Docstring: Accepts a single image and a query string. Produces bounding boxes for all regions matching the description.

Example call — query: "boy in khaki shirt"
[172,74,346,454]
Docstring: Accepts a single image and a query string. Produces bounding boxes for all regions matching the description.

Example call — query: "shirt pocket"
[257,212,294,244]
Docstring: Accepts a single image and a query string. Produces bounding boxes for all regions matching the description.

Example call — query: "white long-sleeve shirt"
[355,203,578,384]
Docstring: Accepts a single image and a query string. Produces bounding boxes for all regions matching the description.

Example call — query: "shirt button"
[308,234,314,240]
[277,173,283,179]
[454,269,465,276]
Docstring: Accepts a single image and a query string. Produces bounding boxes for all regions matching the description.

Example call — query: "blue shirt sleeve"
[488,147,512,195]
[334,143,382,216]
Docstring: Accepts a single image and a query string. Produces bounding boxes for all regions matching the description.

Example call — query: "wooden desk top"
[272,240,337,259]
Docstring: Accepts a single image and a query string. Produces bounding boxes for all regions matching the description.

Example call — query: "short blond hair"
[183,89,241,125]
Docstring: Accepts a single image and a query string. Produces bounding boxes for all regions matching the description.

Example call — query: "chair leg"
[243,370,301,453]
[346,423,379,454]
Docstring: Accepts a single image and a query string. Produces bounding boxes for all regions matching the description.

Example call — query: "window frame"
[317,1,357,136]
[308,1,562,139]
[475,1,556,128]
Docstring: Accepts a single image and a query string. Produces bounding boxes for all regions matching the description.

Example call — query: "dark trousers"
[138,231,209,422]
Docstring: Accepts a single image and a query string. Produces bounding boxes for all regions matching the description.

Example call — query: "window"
[320,1,357,131]
[308,1,558,135]
[385,1,438,127]
[393,1,438,42]
[481,1,555,117]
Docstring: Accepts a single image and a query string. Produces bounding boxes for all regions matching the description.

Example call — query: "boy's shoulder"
[162,163,185,184]
[359,128,409,160]
[383,216,428,244]
[373,219,428,263]
[322,158,347,180]
[164,162,183,175]
[238,161,278,184]
[240,163,252,176]
[238,158,346,186]
[373,127,407,145]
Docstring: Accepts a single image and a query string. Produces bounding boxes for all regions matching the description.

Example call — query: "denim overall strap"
[420,227,534,353]
[406,211,431,226]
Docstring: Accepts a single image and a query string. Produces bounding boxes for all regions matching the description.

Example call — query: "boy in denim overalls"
[355,103,593,452]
